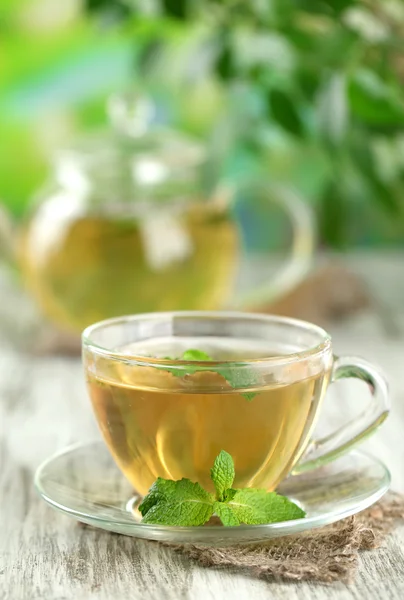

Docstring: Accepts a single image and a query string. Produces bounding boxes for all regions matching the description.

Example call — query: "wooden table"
[1,254,404,599]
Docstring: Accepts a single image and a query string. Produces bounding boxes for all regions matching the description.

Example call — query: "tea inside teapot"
[19,196,238,332]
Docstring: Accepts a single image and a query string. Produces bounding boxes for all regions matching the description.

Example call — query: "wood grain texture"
[1,256,404,599]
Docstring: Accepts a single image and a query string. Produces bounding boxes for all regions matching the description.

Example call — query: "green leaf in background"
[298,0,360,15]
[319,180,348,248]
[348,71,404,126]
[162,0,189,20]
[351,132,403,216]
[268,89,304,137]
[85,0,131,21]
[3,0,404,246]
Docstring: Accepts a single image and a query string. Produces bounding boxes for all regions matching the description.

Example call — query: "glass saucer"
[35,440,390,546]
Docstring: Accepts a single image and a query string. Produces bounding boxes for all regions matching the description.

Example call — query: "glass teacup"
[82,312,389,497]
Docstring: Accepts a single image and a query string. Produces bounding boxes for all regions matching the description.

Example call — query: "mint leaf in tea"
[160,347,258,400]
[181,349,212,361]
[139,450,305,526]
[87,335,327,496]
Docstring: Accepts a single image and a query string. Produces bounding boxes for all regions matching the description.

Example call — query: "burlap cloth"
[168,492,404,584]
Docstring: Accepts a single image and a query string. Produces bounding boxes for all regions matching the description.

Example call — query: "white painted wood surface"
[1,256,404,599]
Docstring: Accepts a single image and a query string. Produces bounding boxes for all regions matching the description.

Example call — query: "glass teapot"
[2,94,315,334]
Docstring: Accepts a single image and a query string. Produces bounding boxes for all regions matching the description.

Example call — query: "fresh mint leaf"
[138,477,177,516]
[139,478,214,526]
[213,501,240,526]
[210,450,235,501]
[140,451,306,527]
[225,488,305,525]
[159,348,259,401]
[215,364,259,401]
[223,487,237,502]
[158,350,212,378]
[182,349,212,361]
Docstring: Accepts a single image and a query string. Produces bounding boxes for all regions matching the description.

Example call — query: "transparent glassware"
[1,94,315,334]
[82,312,389,495]
[35,440,390,545]
[35,311,390,543]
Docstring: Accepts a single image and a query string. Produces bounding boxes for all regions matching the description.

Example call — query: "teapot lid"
[55,93,207,202]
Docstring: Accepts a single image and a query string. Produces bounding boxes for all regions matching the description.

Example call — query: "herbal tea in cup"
[83,312,389,497]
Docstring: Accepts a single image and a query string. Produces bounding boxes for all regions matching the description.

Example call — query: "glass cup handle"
[293,356,390,474]
[234,184,315,309]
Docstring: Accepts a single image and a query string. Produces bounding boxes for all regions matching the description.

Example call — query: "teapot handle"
[233,184,315,310]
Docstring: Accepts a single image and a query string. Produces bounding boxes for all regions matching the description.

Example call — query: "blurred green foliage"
[84,0,404,247]
[0,0,133,216]
[1,0,404,247]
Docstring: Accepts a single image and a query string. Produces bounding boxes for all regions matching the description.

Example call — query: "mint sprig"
[138,450,305,527]
[159,348,259,401]
[140,478,214,526]
[210,449,235,501]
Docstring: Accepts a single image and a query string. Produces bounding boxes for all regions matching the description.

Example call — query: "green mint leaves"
[215,488,305,526]
[160,348,258,401]
[159,349,210,378]
[181,349,212,361]
[139,478,214,526]
[210,449,235,501]
[138,450,305,527]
